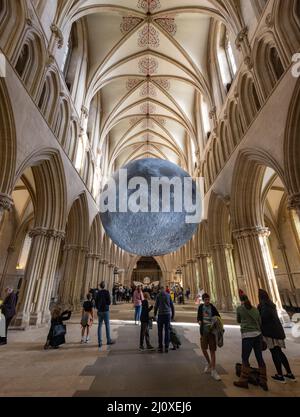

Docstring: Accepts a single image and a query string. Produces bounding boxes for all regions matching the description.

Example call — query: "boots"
[258,367,268,391]
[234,365,250,389]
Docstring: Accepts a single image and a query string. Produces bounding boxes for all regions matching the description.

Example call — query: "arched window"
[17,233,32,271]
[62,24,78,91]
[217,25,237,92]
[75,138,84,171]
[201,95,211,142]
[270,47,284,81]
[15,43,29,78]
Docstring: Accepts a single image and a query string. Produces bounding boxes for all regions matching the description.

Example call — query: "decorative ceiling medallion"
[138,57,159,75]
[140,103,156,114]
[155,78,170,91]
[140,83,157,97]
[120,16,143,34]
[138,24,160,48]
[137,0,161,13]
[126,79,141,91]
[154,17,177,36]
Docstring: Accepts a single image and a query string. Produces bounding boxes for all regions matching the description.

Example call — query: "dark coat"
[197,303,220,336]
[47,311,72,347]
[95,289,111,312]
[140,300,153,323]
[258,302,285,340]
[3,292,17,319]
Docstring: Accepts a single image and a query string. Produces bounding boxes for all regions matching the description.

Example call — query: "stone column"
[187,259,197,299]
[288,193,300,223]
[15,228,65,327]
[195,253,210,294]
[0,193,13,227]
[233,227,282,308]
[58,244,89,311]
[82,253,101,297]
[107,264,115,293]
[210,243,238,311]
[98,260,106,284]
[181,263,188,290]
[0,245,15,296]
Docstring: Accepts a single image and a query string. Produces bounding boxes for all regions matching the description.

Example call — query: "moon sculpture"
[100,158,201,256]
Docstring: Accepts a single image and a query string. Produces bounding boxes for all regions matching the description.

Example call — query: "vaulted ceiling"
[60,0,241,173]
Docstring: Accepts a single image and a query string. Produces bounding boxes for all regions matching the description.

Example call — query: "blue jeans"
[242,335,266,368]
[134,305,142,323]
[97,311,111,346]
[157,314,171,349]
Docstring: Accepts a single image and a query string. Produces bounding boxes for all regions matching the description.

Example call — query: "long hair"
[259,289,276,308]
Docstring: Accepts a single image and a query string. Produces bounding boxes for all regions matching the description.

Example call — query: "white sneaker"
[204,364,211,374]
[81,338,85,344]
[211,369,221,381]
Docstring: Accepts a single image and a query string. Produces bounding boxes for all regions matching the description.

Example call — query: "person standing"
[197,293,221,381]
[0,288,17,345]
[139,292,155,351]
[133,285,144,325]
[80,294,94,344]
[95,281,115,349]
[258,289,296,383]
[154,286,175,353]
[186,288,191,301]
[234,291,268,391]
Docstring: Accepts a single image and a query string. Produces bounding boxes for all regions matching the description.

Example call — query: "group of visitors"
[198,289,296,388]
[112,285,133,304]
[2,279,297,392]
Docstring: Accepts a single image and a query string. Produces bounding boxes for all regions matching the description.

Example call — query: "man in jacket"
[95,281,115,350]
[197,293,221,381]
[154,286,175,353]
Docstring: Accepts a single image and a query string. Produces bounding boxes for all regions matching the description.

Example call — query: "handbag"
[53,324,66,338]
[262,339,268,351]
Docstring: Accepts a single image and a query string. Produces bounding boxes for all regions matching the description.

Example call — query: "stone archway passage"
[131,257,162,287]
[73,324,227,397]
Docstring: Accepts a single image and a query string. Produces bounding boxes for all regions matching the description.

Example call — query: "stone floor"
[1,303,299,397]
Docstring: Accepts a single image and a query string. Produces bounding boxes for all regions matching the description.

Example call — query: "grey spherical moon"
[100,158,201,256]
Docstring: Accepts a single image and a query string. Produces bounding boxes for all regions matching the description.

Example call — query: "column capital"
[233,226,270,239]
[0,193,14,211]
[186,259,196,264]
[86,253,101,260]
[50,23,64,48]
[288,193,300,211]
[63,244,89,252]
[195,253,210,259]
[210,243,234,250]
[29,227,65,240]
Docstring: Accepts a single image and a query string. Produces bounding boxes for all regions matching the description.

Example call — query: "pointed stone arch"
[0,79,16,217]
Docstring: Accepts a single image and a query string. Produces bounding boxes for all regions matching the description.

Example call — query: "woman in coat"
[258,289,296,383]
[44,306,72,349]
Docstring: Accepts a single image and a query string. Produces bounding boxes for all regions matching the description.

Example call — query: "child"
[81,294,94,343]
[139,292,155,351]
